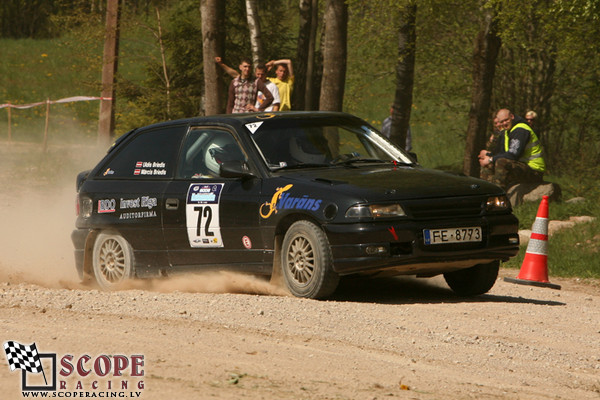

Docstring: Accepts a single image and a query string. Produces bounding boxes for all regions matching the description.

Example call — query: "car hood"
[277,165,503,202]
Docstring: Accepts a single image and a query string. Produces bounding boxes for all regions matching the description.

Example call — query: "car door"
[89,123,188,275]
[162,126,267,274]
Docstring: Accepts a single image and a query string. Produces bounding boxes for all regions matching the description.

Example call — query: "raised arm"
[267,59,294,77]
[215,57,239,79]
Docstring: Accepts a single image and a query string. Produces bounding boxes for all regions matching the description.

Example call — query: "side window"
[98,125,186,179]
[177,128,247,179]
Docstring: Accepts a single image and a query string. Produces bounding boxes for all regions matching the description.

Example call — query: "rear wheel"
[281,220,339,299]
[92,232,134,290]
[444,261,499,296]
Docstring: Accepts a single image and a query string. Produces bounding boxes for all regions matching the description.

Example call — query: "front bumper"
[323,214,519,276]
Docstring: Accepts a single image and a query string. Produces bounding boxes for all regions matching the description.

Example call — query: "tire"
[443,260,499,296]
[92,232,134,290]
[281,220,339,299]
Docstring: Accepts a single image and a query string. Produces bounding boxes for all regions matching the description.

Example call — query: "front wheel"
[92,232,134,290]
[281,220,339,299]
[443,261,499,296]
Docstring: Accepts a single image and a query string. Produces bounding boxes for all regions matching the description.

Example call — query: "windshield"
[248,117,414,170]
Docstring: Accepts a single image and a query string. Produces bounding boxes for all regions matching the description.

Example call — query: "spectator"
[478,108,545,190]
[216,57,280,111]
[381,105,412,151]
[223,58,273,114]
[486,116,503,151]
[525,110,537,126]
[266,59,294,111]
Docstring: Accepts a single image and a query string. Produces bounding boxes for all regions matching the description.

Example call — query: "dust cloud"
[118,272,290,297]
[0,141,287,297]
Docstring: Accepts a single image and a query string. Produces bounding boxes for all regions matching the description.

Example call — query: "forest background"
[0,0,599,276]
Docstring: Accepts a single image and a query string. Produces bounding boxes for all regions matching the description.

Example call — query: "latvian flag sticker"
[136,161,143,167]
[134,161,143,175]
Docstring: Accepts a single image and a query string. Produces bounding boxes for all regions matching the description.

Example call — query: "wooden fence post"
[43,99,50,153]
[7,105,11,142]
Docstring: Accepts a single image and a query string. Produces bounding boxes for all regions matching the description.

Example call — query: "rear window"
[97,125,187,179]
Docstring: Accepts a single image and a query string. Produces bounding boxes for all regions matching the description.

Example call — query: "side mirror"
[220,160,255,179]
[408,152,418,162]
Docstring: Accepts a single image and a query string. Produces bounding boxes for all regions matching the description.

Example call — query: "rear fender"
[82,229,100,279]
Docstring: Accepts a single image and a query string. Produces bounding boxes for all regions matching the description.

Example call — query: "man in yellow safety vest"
[478,108,545,190]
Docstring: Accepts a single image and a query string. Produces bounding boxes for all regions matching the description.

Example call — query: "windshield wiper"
[272,163,330,171]
[331,157,388,166]
[390,160,414,167]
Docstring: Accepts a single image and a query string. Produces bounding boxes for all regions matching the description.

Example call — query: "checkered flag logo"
[3,341,44,374]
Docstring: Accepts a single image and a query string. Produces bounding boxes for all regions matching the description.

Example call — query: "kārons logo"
[4,340,145,397]
[260,184,322,219]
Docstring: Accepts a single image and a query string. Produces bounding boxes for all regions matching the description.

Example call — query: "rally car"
[72,111,519,299]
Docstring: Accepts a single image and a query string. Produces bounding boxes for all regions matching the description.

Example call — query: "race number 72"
[195,206,214,237]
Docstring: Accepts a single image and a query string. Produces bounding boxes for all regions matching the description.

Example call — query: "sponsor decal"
[3,340,145,396]
[242,236,252,249]
[260,184,322,219]
[133,161,167,176]
[97,199,116,213]
[103,168,114,176]
[120,196,158,210]
[186,183,224,248]
[119,211,157,220]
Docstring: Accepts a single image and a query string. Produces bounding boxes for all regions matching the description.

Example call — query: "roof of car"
[137,111,361,131]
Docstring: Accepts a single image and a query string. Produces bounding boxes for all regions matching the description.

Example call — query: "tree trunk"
[98,0,120,147]
[154,7,170,118]
[319,0,347,112]
[201,0,225,115]
[390,1,417,151]
[294,0,311,111]
[245,0,263,66]
[463,4,501,177]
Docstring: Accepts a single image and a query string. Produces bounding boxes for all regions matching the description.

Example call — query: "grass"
[505,173,600,278]
[0,22,154,143]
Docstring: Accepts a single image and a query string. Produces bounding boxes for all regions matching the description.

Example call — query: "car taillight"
[77,196,93,218]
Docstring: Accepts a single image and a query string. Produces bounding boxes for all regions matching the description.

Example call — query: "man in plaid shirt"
[226,58,273,114]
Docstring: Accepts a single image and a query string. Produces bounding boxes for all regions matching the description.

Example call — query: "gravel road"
[1,272,599,400]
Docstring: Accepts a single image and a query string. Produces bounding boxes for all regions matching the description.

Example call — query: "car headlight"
[486,195,509,211]
[345,204,406,218]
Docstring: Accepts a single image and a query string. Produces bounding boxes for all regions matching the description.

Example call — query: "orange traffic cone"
[504,195,561,290]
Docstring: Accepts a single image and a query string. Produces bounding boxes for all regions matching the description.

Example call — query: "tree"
[201,0,226,115]
[463,3,501,177]
[245,0,263,65]
[98,0,121,146]
[389,1,417,150]
[319,0,347,111]
[294,0,319,110]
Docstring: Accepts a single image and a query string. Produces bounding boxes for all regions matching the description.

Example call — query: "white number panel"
[186,183,224,248]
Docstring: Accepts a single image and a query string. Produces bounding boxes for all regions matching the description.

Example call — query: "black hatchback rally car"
[72,111,519,299]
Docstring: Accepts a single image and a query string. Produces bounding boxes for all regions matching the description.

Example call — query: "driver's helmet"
[205,134,244,175]
[289,133,327,164]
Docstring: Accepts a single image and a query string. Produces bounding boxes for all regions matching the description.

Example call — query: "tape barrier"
[0,96,112,110]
